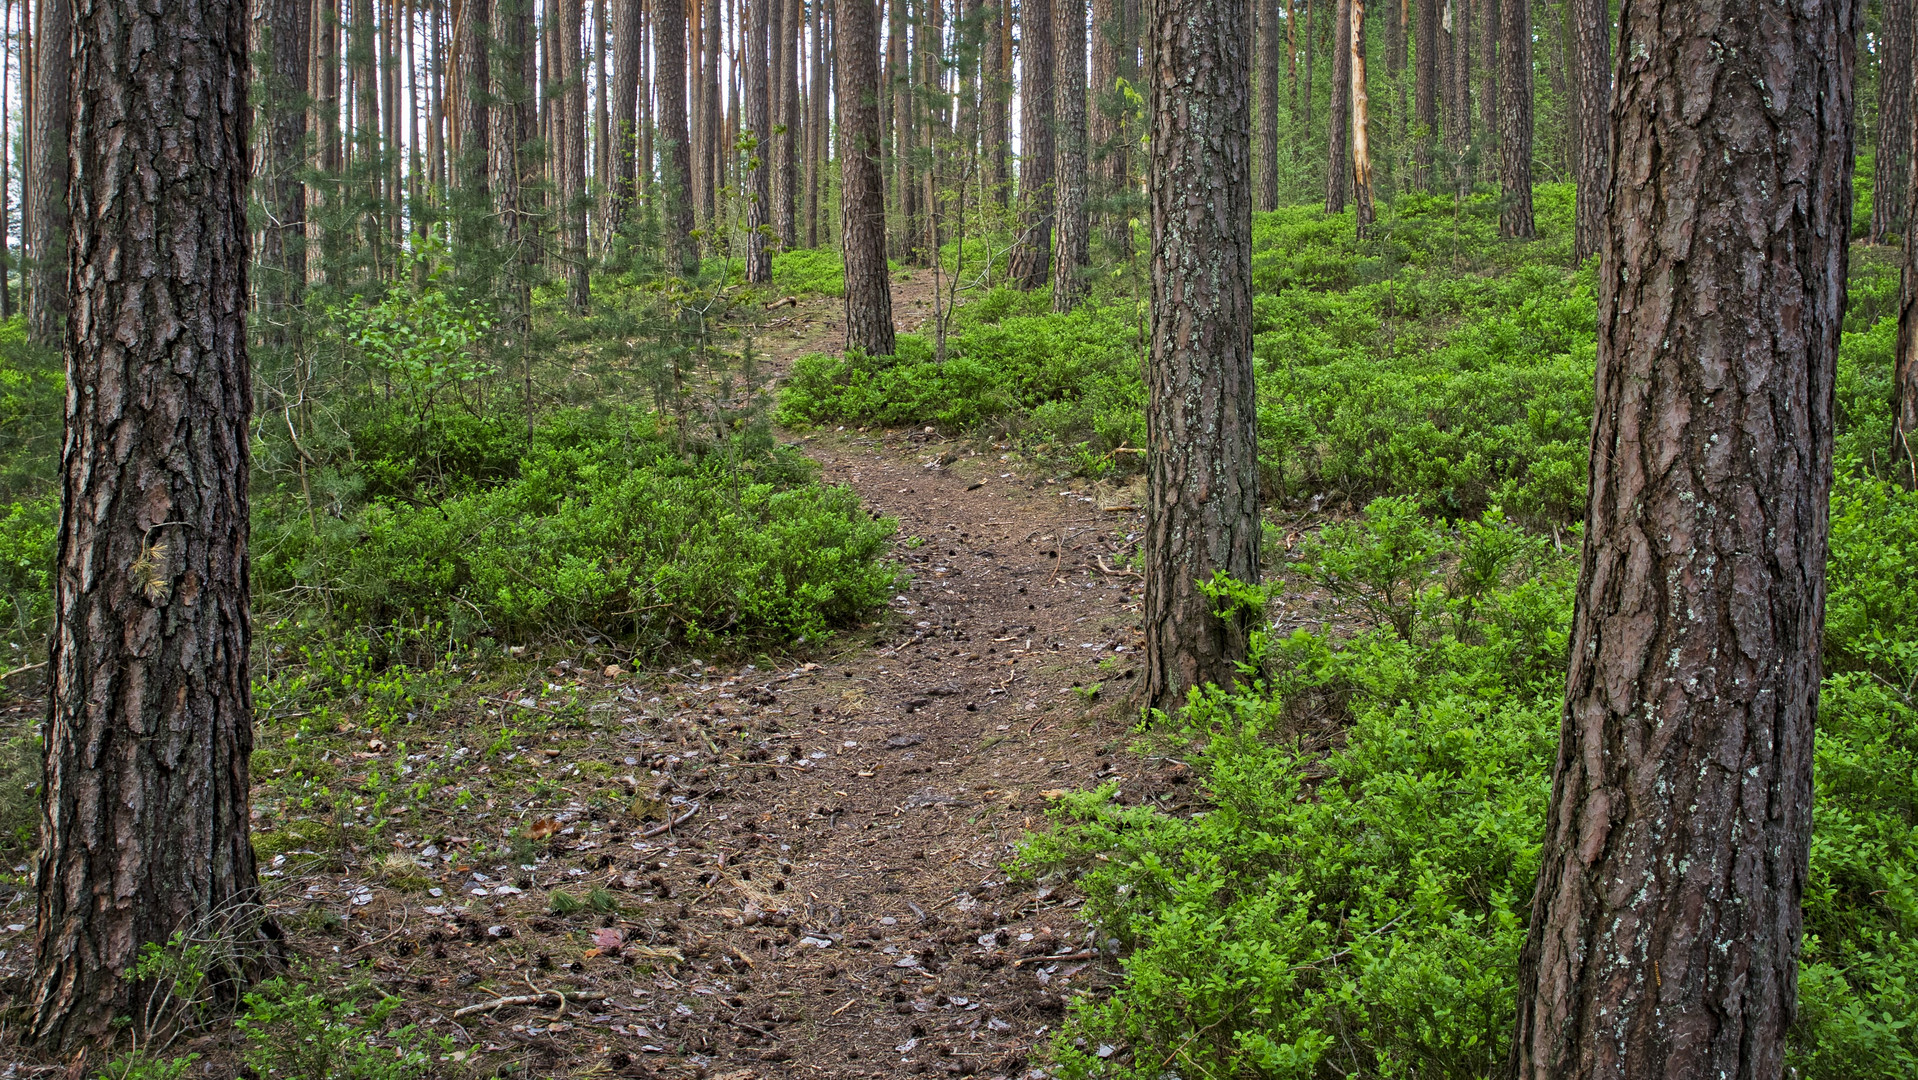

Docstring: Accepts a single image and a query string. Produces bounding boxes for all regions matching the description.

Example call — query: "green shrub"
[772,247,846,296]
[237,969,453,1080]
[1023,484,1918,1078]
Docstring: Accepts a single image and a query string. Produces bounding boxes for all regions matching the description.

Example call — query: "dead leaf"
[527,818,562,840]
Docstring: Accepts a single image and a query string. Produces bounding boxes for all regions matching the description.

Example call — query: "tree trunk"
[1010,0,1054,287]
[351,0,383,271]
[31,0,279,1044]
[777,0,801,248]
[702,0,722,235]
[1093,0,1133,251]
[1568,0,1609,263]
[456,0,493,259]
[1144,0,1261,713]
[1477,0,1495,144]
[919,0,945,263]
[613,0,643,224]
[1895,27,1918,487]
[806,0,826,247]
[744,0,775,279]
[655,0,697,272]
[1510,3,1856,1077]
[1325,0,1350,210]
[984,0,1010,205]
[1351,0,1373,231]
[1302,0,1314,148]
[1053,0,1089,308]
[1259,0,1280,209]
[1413,0,1436,189]
[1493,0,1530,236]
[1445,0,1471,196]
[27,0,71,344]
[560,0,592,305]
[837,0,895,354]
[1873,0,1912,244]
[492,0,535,328]
[257,0,312,349]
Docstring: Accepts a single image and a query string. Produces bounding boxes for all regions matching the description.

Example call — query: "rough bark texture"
[1010,0,1054,287]
[491,0,534,325]
[806,0,826,247]
[1872,0,1912,244]
[984,0,1010,204]
[255,0,311,348]
[1510,3,1857,1077]
[1053,0,1089,309]
[1259,0,1281,209]
[1478,0,1495,146]
[31,0,277,1045]
[1092,0,1133,252]
[744,0,774,280]
[701,0,722,233]
[1325,0,1350,210]
[1351,0,1373,231]
[1143,0,1260,713]
[1895,30,1918,487]
[1494,0,1531,236]
[655,0,698,272]
[560,0,591,308]
[1569,0,1610,264]
[28,0,71,344]
[777,0,801,248]
[456,0,492,195]
[612,0,643,223]
[1445,0,1471,195]
[1413,0,1437,188]
[836,0,894,355]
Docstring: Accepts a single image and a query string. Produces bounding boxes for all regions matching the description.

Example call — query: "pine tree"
[1053,0,1090,308]
[1010,0,1055,287]
[837,0,895,354]
[1493,0,1531,236]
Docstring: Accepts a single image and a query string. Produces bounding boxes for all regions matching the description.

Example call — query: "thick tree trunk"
[744,0,774,279]
[1895,33,1918,487]
[1053,0,1089,308]
[1325,0,1350,210]
[806,0,826,247]
[31,0,278,1045]
[836,0,895,354]
[1143,0,1260,713]
[1351,0,1374,231]
[1477,0,1495,144]
[455,0,493,261]
[655,0,698,272]
[1568,0,1609,263]
[256,0,312,349]
[1445,0,1471,196]
[1510,3,1856,1077]
[1259,0,1280,209]
[1873,0,1912,244]
[1413,0,1436,189]
[1302,0,1314,145]
[1010,0,1054,287]
[1493,0,1531,236]
[1092,0,1133,252]
[27,0,71,344]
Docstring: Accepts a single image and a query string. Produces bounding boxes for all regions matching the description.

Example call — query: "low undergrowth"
[1019,475,1918,1079]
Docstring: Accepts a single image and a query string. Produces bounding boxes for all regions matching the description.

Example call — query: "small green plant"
[548,889,584,915]
[1072,682,1103,704]
[236,968,452,1080]
[587,886,620,913]
[92,1051,199,1080]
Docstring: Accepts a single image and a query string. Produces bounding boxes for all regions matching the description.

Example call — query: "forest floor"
[0,280,1220,1080]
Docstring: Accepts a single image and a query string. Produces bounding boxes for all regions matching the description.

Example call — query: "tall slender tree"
[701,0,722,233]
[1873,0,1912,244]
[1053,0,1090,308]
[1493,0,1531,236]
[1510,3,1857,1077]
[1092,0,1133,252]
[806,0,827,246]
[1326,0,1350,210]
[777,0,802,247]
[258,0,313,348]
[560,0,591,307]
[1259,0,1281,209]
[1010,0,1055,286]
[1143,0,1260,712]
[656,0,698,271]
[31,0,279,1044]
[743,0,775,279]
[837,0,895,354]
[612,0,644,222]
[27,0,70,344]
[1568,0,1609,263]
[1413,0,1436,189]
[1477,0,1495,142]
[1444,0,1471,196]
[1895,22,1918,487]
[983,0,1010,204]
[1350,0,1374,231]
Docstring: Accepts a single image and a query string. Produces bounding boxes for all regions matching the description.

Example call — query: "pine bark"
[1259,0,1281,210]
[920,0,945,261]
[1896,13,1918,486]
[1092,0,1133,252]
[655,0,698,272]
[743,0,775,279]
[1510,3,1857,1077]
[777,0,801,248]
[1326,0,1350,210]
[1873,0,1912,244]
[1053,0,1089,308]
[257,0,312,348]
[983,0,1010,204]
[455,0,493,258]
[1493,0,1531,236]
[612,0,643,222]
[836,0,895,355]
[1143,0,1260,713]
[27,0,71,344]
[1477,0,1495,142]
[30,0,279,1044]
[702,0,722,233]
[1010,0,1054,287]
[806,0,826,247]
[492,0,535,325]
[1569,0,1609,263]
[1413,0,1437,188]
[560,0,591,306]
[1444,0,1471,196]
[1351,0,1374,231]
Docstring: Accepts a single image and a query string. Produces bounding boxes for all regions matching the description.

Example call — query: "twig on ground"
[450,990,608,1019]
[638,804,701,839]
[1012,949,1098,968]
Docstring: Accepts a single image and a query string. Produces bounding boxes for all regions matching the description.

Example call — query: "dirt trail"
[0,281,1165,1080]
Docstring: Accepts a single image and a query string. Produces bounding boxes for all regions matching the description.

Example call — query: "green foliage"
[1024,483,1918,1078]
[256,406,898,651]
[771,247,846,297]
[93,1051,200,1080]
[236,969,453,1080]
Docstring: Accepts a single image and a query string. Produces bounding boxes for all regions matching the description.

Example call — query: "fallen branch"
[638,804,701,839]
[450,990,608,1019]
[1012,949,1098,968]
[1094,556,1141,578]
[1,661,46,681]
